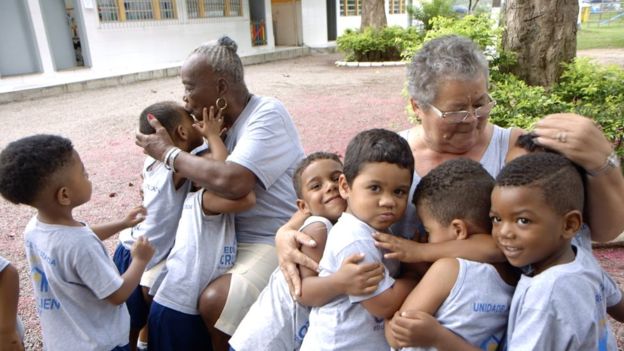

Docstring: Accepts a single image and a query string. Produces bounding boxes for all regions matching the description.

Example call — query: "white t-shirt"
[507,230,617,350]
[119,157,190,270]
[229,216,333,351]
[301,212,400,351]
[402,259,514,351]
[23,217,129,350]
[225,95,304,244]
[154,190,236,315]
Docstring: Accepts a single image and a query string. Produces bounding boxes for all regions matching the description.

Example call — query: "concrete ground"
[0,51,622,349]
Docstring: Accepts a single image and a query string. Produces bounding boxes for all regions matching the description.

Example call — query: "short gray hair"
[407,35,489,106]
[191,36,245,84]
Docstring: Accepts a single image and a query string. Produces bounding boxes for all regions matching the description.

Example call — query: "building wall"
[301,0,329,47]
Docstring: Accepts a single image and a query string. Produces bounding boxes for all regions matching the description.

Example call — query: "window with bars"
[96,0,177,22]
[187,0,243,18]
[339,0,361,16]
[389,0,405,14]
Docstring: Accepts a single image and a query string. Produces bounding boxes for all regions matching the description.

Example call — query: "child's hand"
[130,236,154,263]
[193,106,226,139]
[335,253,384,296]
[121,206,147,228]
[388,310,443,348]
[373,232,422,262]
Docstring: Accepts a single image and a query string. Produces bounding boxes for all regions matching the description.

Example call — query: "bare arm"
[202,190,255,215]
[534,114,624,241]
[105,236,154,305]
[0,264,23,351]
[374,233,505,263]
[386,258,458,348]
[297,223,384,307]
[275,210,319,296]
[388,310,481,351]
[136,117,255,199]
[607,291,624,323]
[360,276,418,319]
[91,206,146,241]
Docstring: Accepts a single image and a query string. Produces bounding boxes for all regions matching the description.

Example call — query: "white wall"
[301,0,329,47]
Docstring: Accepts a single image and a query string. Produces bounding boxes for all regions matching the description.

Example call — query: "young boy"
[146,106,247,351]
[300,129,418,350]
[0,255,24,351]
[229,152,384,351]
[0,134,155,350]
[114,101,224,350]
[385,158,517,350]
[491,152,617,349]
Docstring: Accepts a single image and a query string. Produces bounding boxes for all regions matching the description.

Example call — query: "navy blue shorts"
[111,344,130,351]
[148,301,212,351]
[113,243,148,329]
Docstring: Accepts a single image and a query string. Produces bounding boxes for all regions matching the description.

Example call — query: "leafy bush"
[336,26,422,62]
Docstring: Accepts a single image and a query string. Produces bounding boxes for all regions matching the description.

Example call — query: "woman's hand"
[275,211,318,297]
[533,113,613,172]
[135,115,175,161]
[373,232,423,262]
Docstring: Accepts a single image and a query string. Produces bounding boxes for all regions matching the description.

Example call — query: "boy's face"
[298,159,345,222]
[490,185,574,275]
[64,150,92,206]
[179,108,205,151]
[340,162,411,231]
[417,204,456,244]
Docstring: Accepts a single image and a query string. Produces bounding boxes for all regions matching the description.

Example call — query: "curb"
[335,61,407,67]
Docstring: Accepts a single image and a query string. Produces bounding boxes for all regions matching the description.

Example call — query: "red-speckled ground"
[0,52,622,349]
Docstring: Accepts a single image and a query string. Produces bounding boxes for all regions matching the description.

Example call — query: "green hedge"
[336,26,423,62]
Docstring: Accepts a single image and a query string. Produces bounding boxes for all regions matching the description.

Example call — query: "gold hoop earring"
[216,97,228,115]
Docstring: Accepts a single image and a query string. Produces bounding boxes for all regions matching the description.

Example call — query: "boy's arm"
[105,236,154,305]
[91,206,146,241]
[297,223,384,307]
[374,233,505,263]
[202,189,256,215]
[385,258,459,348]
[0,264,23,351]
[360,275,418,319]
[195,106,228,162]
[607,290,624,322]
[387,310,481,351]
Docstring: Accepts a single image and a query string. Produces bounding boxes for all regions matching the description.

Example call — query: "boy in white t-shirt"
[0,134,155,351]
[113,101,225,350]
[230,152,384,351]
[491,152,617,350]
[386,158,518,351]
[300,129,419,350]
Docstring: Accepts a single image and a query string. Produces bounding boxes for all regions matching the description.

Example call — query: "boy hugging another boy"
[230,152,383,351]
[491,152,617,350]
[0,135,154,351]
[113,101,224,350]
[386,158,518,351]
[300,129,418,350]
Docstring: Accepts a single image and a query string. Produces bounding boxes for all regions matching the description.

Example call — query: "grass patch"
[578,21,624,49]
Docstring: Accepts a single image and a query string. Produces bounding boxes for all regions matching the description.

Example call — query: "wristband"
[167,148,182,173]
[162,147,176,170]
[587,151,620,177]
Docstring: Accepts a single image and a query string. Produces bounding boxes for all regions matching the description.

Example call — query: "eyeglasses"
[428,94,496,124]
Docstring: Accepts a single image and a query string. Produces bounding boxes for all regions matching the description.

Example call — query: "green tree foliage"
[409,0,458,31]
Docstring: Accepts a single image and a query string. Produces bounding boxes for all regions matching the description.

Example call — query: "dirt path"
[577,48,624,67]
[1,51,622,349]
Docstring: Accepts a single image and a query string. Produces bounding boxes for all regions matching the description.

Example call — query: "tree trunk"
[501,0,578,87]
[361,0,387,29]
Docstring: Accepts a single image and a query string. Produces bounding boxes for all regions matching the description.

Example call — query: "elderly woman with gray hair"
[275,35,624,348]
[136,36,304,350]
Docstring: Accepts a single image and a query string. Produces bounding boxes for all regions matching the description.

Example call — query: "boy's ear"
[450,219,469,240]
[56,186,71,206]
[562,210,582,239]
[296,199,311,215]
[338,174,350,200]
[175,124,187,141]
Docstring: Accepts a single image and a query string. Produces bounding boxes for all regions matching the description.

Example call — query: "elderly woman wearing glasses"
[275,34,624,305]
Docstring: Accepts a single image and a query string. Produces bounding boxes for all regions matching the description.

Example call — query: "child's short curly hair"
[495,152,585,215]
[139,101,187,136]
[292,152,342,199]
[414,158,494,232]
[0,135,74,205]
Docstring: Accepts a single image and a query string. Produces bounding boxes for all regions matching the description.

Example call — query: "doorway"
[271,0,302,46]
[326,0,337,41]
[39,0,87,70]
